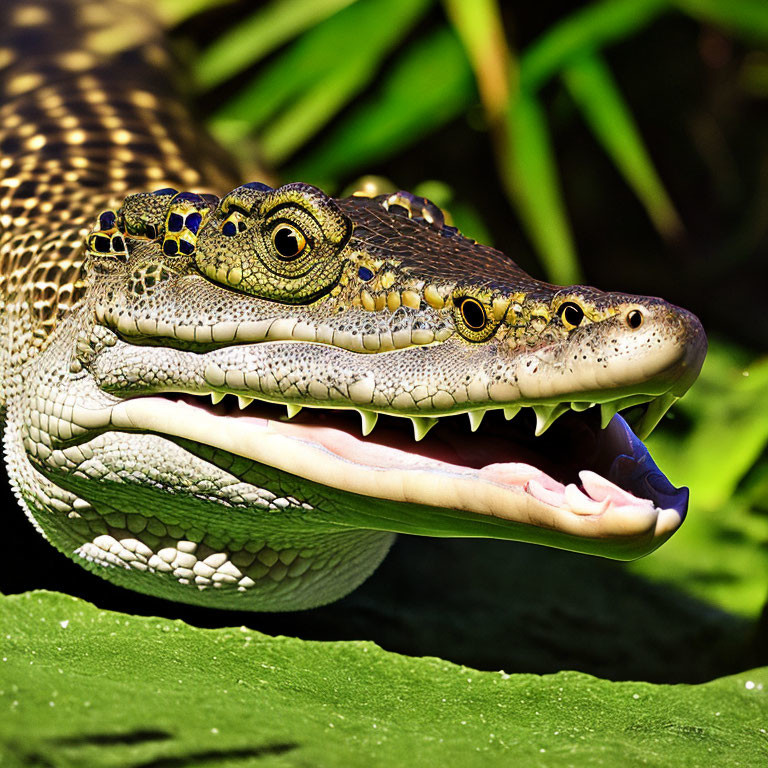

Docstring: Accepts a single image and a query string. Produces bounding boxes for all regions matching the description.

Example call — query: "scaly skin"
[1,0,707,611]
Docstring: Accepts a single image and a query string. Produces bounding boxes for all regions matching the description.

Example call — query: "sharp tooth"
[620,394,654,409]
[285,404,302,419]
[358,410,378,436]
[570,401,592,412]
[210,392,225,405]
[599,394,655,429]
[503,405,520,421]
[410,416,438,441]
[467,410,486,432]
[237,396,253,410]
[636,393,678,439]
[600,401,622,429]
[533,403,569,436]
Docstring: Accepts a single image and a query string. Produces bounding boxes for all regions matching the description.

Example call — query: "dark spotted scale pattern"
[0,0,240,370]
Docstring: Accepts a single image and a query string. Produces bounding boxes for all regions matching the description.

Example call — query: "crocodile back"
[0,0,238,370]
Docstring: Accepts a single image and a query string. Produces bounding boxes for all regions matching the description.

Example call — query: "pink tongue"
[208,403,656,512]
[270,421,460,472]
[580,470,646,507]
[270,419,568,491]
[480,463,565,491]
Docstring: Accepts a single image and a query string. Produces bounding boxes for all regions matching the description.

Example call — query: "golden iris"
[272,224,307,260]
[459,297,487,330]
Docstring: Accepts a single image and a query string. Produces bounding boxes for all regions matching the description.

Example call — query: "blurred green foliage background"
[153,0,768,622]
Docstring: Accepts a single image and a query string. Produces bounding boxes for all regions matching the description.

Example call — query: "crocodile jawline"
[145,391,688,534]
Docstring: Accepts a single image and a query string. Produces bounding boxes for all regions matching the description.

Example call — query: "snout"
[514,296,707,402]
[617,298,707,395]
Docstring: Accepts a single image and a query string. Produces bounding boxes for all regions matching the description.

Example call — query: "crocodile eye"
[558,301,584,329]
[627,309,643,329]
[272,224,307,260]
[452,295,498,342]
[459,297,487,331]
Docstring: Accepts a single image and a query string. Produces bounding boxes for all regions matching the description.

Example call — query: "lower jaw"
[86,392,688,558]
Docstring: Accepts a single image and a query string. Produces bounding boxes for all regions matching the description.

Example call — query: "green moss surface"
[1,590,766,767]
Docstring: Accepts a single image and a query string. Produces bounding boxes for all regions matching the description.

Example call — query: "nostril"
[626,309,644,329]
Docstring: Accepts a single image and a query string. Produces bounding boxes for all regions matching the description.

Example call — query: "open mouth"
[110,390,688,558]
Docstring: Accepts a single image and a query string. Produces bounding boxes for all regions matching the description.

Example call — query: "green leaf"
[562,50,682,239]
[195,0,358,90]
[208,0,433,157]
[503,92,582,285]
[442,0,512,121]
[520,0,669,93]
[629,486,768,617]
[258,67,370,166]
[671,0,768,42]
[285,26,475,187]
[653,341,768,511]
[2,591,767,767]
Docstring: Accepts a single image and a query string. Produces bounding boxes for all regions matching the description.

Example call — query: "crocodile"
[0,0,706,611]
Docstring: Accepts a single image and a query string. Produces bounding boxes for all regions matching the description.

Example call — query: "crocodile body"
[0,0,706,611]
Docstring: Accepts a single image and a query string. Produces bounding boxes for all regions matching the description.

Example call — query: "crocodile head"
[18,182,706,610]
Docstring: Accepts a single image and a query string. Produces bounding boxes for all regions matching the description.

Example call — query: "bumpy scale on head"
[85,181,705,425]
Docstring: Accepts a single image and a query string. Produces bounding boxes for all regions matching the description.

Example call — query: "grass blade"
[503,92,582,285]
[520,0,668,92]
[208,0,432,153]
[671,0,768,41]
[195,0,358,90]
[259,67,370,166]
[562,50,682,239]
[442,0,512,123]
[285,26,474,188]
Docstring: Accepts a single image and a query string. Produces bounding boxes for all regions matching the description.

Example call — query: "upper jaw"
[86,298,706,443]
